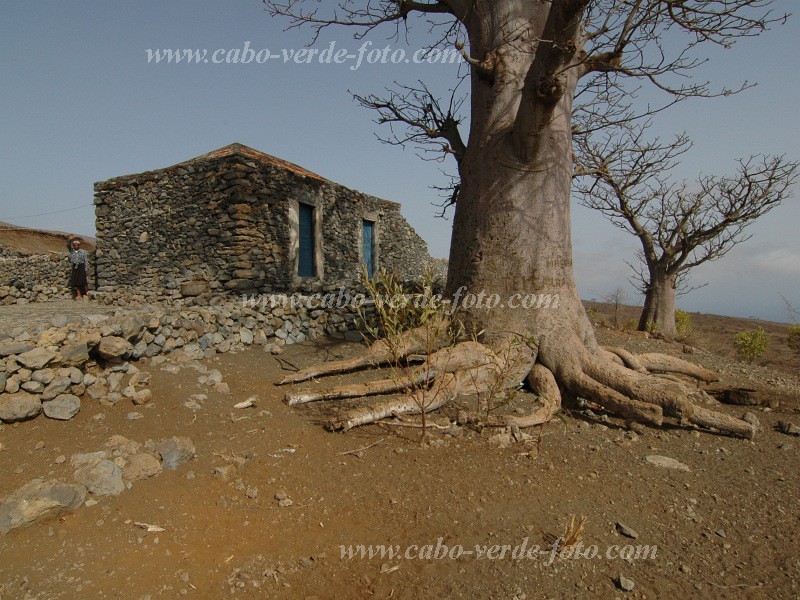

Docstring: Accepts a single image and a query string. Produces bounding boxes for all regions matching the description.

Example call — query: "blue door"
[362,220,374,279]
[298,204,315,277]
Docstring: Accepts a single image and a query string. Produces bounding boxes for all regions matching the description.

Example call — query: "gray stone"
[21,380,45,393]
[73,460,125,496]
[0,392,42,423]
[16,347,58,370]
[0,479,87,535]
[31,368,55,384]
[41,377,71,401]
[122,453,163,482]
[43,394,81,420]
[97,336,133,360]
[132,389,152,406]
[4,376,20,394]
[0,341,35,357]
[645,455,690,472]
[60,341,89,366]
[616,522,639,539]
[70,451,110,468]
[156,437,196,470]
[742,411,760,428]
[618,575,635,592]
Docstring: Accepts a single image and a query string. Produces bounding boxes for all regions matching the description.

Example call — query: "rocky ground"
[1,304,799,599]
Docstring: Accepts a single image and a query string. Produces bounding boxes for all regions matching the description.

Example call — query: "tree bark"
[638,273,677,337]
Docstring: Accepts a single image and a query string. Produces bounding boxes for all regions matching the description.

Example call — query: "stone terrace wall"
[94,146,433,297]
[0,253,96,303]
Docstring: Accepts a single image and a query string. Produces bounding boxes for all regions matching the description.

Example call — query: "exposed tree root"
[635,353,718,383]
[486,364,561,428]
[277,320,447,385]
[602,346,647,373]
[277,326,754,439]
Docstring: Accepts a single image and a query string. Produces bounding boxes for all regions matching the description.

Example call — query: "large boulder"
[0,392,42,423]
[42,394,81,420]
[73,460,125,496]
[16,347,59,370]
[0,479,87,535]
[97,336,133,361]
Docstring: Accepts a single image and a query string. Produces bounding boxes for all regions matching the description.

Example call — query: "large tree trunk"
[637,273,677,337]
[277,1,756,440]
[445,4,594,371]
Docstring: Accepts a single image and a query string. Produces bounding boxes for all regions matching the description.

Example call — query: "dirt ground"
[1,310,799,599]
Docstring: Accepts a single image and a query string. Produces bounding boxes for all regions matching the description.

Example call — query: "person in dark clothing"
[67,237,89,300]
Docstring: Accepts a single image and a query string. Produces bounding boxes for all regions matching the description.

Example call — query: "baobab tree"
[574,123,798,337]
[265,0,789,439]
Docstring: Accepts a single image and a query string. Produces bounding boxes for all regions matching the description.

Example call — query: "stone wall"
[0,253,96,303]
[0,290,368,425]
[94,144,434,297]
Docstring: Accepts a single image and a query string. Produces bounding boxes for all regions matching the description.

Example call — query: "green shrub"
[675,309,692,337]
[645,320,660,335]
[734,328,769,364]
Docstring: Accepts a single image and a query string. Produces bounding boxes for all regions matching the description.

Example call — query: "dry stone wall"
[0,253,96,304]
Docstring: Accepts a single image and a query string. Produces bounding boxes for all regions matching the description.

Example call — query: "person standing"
[67,237,89,300]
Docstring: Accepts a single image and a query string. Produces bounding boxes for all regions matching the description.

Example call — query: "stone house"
[93,144,434,295]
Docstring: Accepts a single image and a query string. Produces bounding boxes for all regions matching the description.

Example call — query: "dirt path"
[1,335,799,599]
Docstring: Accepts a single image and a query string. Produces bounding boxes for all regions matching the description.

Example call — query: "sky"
[1,1,798,322]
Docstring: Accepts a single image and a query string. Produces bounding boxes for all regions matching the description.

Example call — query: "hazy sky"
[1,1,798,321]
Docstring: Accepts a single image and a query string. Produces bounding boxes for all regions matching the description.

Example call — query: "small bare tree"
[575,123,798,337]
[601,287,626,330]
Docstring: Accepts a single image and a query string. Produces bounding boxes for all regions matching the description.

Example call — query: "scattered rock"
[157,437,196,470]
[617,575,635,592]
[132,389,152,406]
[741,411,760,428]
[777,421,800,437]
[0,392,42,423]
[122,453,163,482]
[615,522,639,539]
[127,412,144,420]
[42,394,81,420]
[70,451,110,469]
[73,460,125,496]
[645,455,691,472]
[0,479,87,535]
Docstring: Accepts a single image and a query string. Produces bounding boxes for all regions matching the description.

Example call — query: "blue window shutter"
[362,220,374,279]
[298,204,315,277]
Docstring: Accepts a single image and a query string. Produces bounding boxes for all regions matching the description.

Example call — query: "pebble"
[615,522,639,539]
[618,574,635,592]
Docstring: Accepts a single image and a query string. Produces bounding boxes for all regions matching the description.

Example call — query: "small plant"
[675,309,692,338]
[356,267,451,439]
[734,328,769,364]
[560,514,587,549]
[787,325,800,353]
[645,320,660,336]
